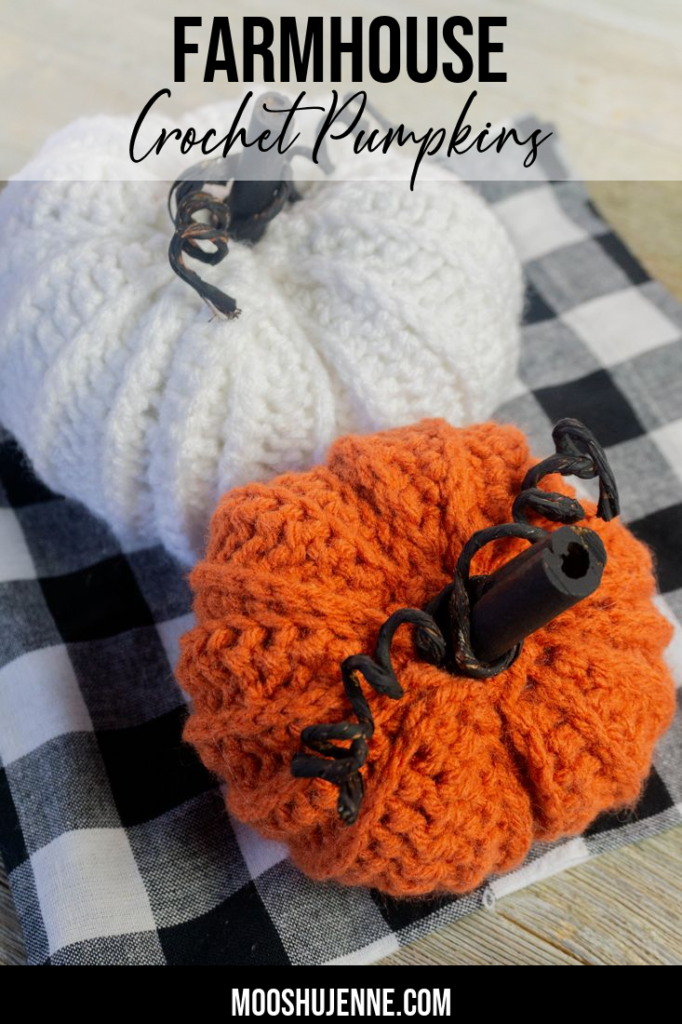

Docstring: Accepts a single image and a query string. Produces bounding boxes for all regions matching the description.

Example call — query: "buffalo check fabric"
[1,124,682,966]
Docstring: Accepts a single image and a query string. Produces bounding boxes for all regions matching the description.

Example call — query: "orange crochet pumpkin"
[178,419,675,897]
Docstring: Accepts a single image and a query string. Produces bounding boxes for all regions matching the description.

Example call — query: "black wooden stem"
[468,525,606,662]
[168,91,299,316]
[230,91,291,237]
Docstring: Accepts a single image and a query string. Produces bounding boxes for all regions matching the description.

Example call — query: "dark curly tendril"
[291,418,620,825]
[167,155,300,319]
[291,609,447,826]
[167,92,335,319]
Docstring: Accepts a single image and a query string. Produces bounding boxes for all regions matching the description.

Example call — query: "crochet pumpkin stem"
[168,92,302,317]
[467,524,606,664]
[421,417,619,678]
[230,91,297,240]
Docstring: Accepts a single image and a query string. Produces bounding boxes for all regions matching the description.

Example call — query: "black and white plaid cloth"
[0,121,680,965]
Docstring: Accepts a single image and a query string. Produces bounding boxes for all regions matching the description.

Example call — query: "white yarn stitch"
[0,98,523,564]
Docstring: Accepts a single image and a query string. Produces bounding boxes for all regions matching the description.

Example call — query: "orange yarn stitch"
[177,419,675,897]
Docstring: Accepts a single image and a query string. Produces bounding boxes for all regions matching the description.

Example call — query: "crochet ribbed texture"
[178,419,675,897]
[0,98,522,563]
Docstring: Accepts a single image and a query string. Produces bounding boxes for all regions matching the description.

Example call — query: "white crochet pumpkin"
[0,97,522,564]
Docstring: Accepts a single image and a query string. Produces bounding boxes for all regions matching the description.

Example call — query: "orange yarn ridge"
[177,419,675,897]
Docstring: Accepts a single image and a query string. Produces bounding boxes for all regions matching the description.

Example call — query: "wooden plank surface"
[0,877,24,968]
[0,1,681,967]
[382,831,682,966]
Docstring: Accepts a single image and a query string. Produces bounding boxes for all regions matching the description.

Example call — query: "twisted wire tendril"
[168,155,298,319]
